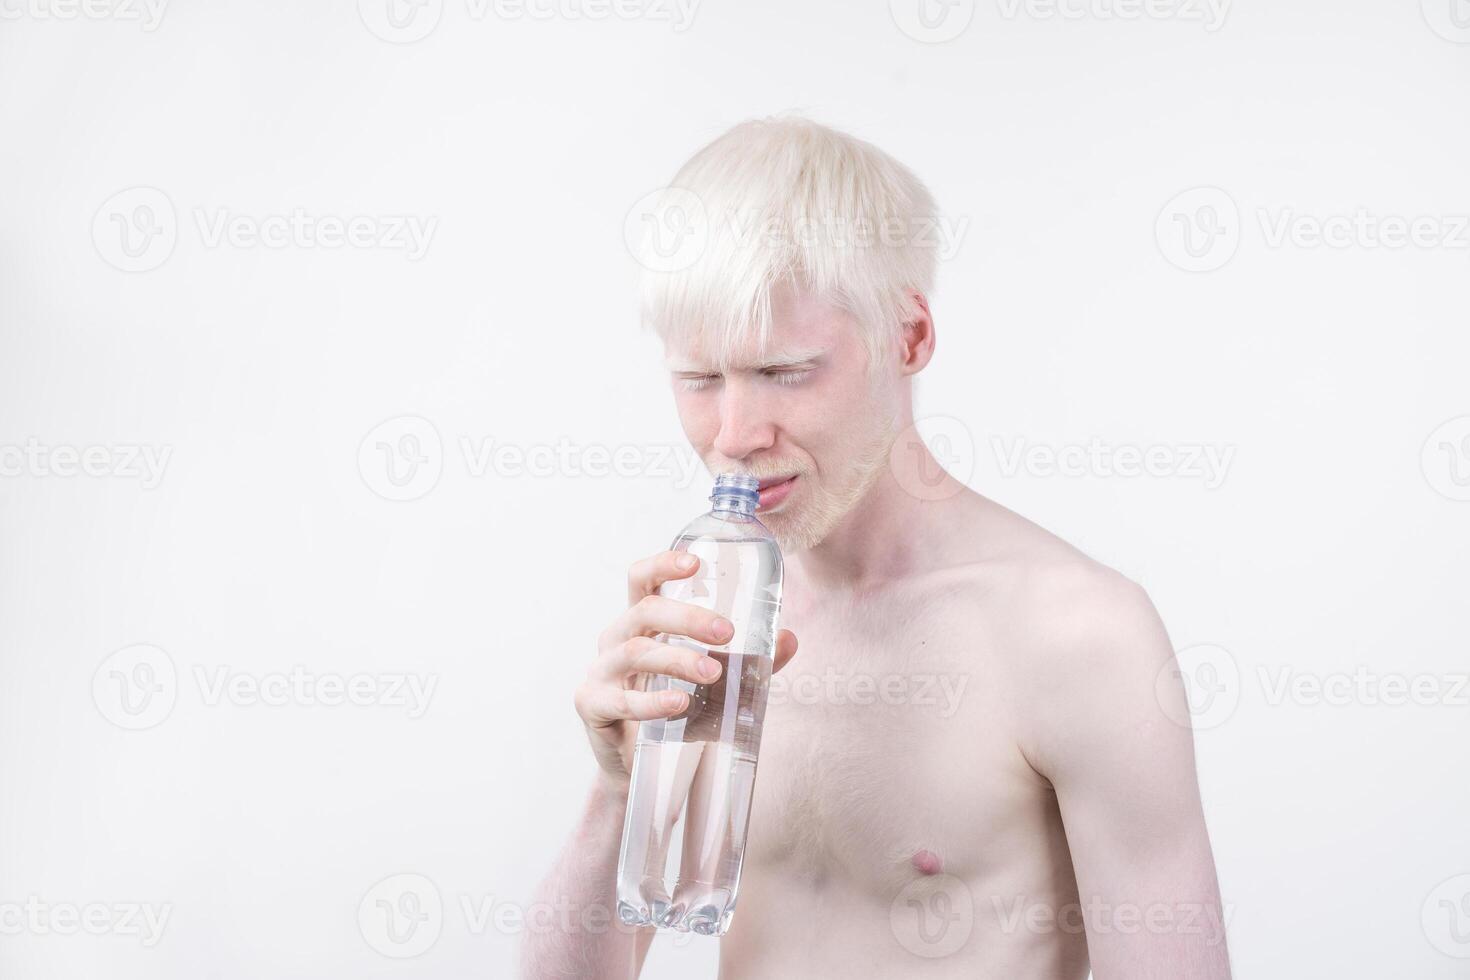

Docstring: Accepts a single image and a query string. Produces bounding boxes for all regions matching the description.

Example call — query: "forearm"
[519,779,653,980]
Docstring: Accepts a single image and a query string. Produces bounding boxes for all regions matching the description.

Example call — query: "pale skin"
[523,282,1232,979]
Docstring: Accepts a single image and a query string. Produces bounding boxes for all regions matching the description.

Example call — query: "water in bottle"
[615,473,784,936]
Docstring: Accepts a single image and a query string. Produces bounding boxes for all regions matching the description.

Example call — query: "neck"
[789,425,969,592]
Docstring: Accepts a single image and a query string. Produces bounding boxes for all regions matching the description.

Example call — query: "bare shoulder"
[936,494,1187,776]
[927,493,1175,702]
[936,492,1163,645]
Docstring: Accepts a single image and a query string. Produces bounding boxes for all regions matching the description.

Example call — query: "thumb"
[772,629,799,674]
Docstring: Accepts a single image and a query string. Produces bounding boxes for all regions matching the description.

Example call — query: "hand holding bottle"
[576,548,798,793]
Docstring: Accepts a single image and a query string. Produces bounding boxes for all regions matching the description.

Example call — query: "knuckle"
[628,558,651,585]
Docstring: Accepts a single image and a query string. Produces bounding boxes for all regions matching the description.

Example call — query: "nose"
[711,376,776,463]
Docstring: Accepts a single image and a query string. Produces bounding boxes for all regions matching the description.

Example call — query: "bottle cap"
[710,473,759,506]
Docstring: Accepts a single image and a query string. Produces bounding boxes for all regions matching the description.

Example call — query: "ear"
[897,292,936,376]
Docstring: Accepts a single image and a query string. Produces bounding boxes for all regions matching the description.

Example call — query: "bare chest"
[742,588,1051,896]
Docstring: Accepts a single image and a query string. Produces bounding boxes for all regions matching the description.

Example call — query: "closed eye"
[675,373,720,392]
[764,367,813,387]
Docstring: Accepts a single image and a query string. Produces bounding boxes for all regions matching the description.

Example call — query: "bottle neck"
[711,493,757,517]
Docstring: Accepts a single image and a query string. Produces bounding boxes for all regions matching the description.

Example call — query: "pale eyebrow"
[664,346,828,373]
[757,347,827,369]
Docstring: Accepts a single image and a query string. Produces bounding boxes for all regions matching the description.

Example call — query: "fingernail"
[699,659,721,680]
[660,690,684,708]
[677,554,697,570]
[714,618,733,639]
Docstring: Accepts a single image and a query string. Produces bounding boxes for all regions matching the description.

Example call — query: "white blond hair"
[635,114,940,372]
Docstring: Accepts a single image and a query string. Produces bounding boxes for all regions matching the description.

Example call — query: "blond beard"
[762,403,900,554]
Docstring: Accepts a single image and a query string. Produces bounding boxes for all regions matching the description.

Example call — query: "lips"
[757,475,797,511]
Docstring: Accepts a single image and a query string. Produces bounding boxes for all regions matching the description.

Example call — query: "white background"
[1,0,1468,977]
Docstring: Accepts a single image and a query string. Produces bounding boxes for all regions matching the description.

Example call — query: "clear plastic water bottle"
[615,473,784,936]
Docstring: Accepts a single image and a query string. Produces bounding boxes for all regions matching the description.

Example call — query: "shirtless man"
[524,116,1231,979]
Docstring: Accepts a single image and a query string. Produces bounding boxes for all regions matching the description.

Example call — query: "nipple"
[910,849,943,875]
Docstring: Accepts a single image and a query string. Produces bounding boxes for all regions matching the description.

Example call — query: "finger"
[621,637,723,686]
[576,683,690,728]
[627,550,700,606]
[612,594,734,647]
[591,636,720,686]
[772,629,799,674]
